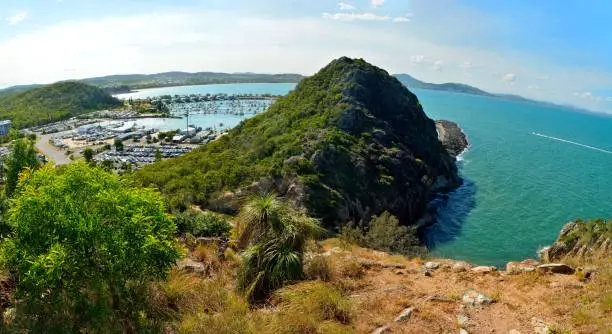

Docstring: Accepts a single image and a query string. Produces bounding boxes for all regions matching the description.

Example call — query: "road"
[36,133,71,166]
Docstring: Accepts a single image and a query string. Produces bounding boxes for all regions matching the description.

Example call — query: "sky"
[1,0,612,113]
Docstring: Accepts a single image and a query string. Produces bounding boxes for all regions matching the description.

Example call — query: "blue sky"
[1,0,612,113]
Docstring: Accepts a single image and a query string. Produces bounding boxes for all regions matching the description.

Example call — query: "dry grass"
[263,281,354,334]
[338,259,365,279]
[304,255,334,281]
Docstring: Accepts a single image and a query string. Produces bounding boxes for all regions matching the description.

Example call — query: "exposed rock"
[394,306,416,322]
[506,259,539,274]
[424,261,440,270]
[459,329,469,334]
[457,313,472,327]
[436,120,469,158]
[372,324,392,334]
[462,290,493,307]
[452,262,473,272]
[471,266,497,274]
[537,263,575,275]
[419,268,433,277]
[531,317,551,334]
[177,258,208,275]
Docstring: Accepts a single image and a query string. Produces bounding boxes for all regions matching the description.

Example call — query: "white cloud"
[322,12,390,22]
[338,2,356,11]
[459,61,472,70]
[393,17,410,23]
[2,8,612,113]
[6,11,28,25]
[410,55,425,64]
[371,0,385,8]
[503,73,516,82]
[433,60,443,71]
[528,84,540,90]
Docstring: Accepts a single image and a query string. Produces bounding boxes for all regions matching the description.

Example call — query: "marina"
[29,92,285,168]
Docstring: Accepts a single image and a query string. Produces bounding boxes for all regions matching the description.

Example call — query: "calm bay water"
[119,83,612,266]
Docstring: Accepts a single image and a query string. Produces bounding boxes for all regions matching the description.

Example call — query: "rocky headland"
[135,57,462,229]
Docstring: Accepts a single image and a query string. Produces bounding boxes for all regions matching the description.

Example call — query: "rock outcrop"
[436,120,469,158]
[539,219,611,262]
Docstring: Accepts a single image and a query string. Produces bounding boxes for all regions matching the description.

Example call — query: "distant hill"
[133,57,460,228]
[80,72,305,91]
[394,74,494,97]
[0,82,122,128]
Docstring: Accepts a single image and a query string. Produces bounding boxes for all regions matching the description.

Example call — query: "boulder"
[537,263,575,275]
[462,290,493,307]
[178,258,208,275]
[459,329,469,334]
[506,259,539,274]
[394,306,416,322]
[470,266,497,274]
[424,261,440,270]
[452,261,472,272]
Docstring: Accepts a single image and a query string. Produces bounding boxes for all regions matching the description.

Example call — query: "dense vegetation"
[0,82,121,128]
[133,57,459,228]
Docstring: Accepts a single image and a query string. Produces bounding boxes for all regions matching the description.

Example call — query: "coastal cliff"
[135,57,461,228]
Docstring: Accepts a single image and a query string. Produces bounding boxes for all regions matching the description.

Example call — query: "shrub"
[304,255,334,281]
[339,259,365,279]
[340,212,426,257]
[0,163,181,332]
[236,193,324,303]
[174,211,232,237]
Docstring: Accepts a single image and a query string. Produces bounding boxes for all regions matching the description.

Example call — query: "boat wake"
[531,132,612,154]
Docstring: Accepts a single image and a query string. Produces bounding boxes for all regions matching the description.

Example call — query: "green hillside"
[134,57,459,228]
[0,81,121,128]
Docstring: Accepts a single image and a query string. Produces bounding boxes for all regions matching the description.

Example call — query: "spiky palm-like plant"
[236,193,323,303]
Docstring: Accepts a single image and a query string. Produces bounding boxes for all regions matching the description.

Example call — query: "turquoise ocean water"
[118,83,612,266]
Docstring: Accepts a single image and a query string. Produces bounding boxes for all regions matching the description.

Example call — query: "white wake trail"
[531,132,612,154]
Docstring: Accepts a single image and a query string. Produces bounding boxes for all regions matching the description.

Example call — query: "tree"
[4,138,40,197]
[82,147,94,164]
[155,148,163,162]
[236,193,323,303]
[0,163,181,332]
[114,138,124,151]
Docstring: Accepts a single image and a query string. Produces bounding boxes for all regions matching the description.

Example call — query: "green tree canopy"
[82,147,94,164]
[4,138,40,197]
[0,163,181,332]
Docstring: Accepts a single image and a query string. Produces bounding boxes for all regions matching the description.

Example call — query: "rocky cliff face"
[539,219,611,262]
